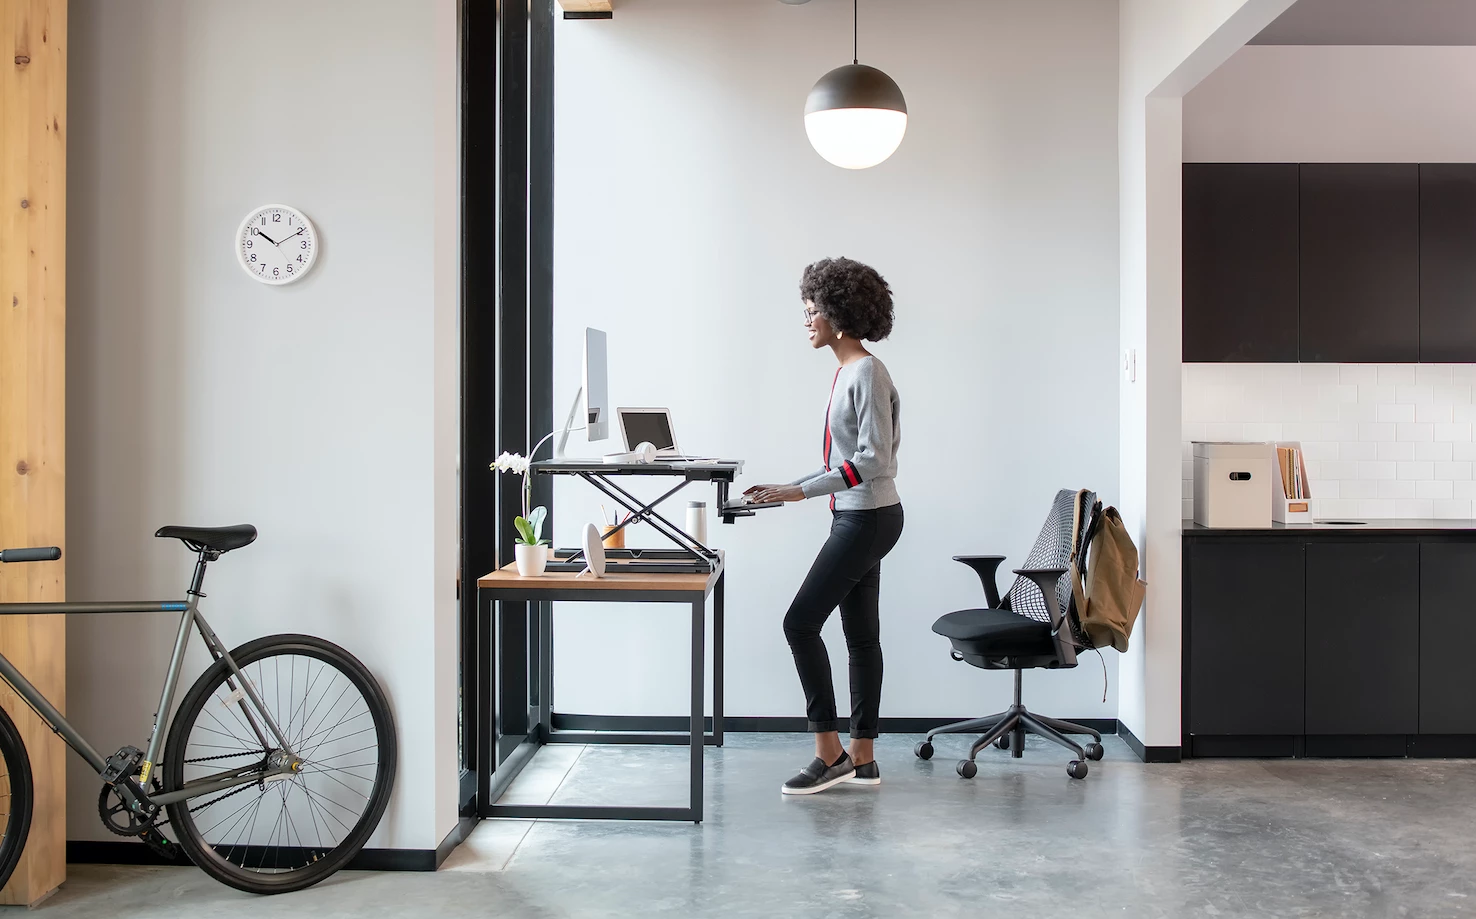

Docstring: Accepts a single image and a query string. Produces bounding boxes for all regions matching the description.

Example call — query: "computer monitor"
[557,327,609,457]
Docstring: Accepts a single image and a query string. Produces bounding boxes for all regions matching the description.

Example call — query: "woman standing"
[746,257,904,795]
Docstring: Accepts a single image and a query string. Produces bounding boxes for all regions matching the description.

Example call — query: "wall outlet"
[1122,348,1137,383]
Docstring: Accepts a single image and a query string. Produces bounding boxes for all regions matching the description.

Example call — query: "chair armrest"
[1013,567,1069,629]
[953,555,1007,608]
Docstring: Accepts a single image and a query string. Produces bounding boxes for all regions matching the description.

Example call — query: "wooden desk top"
[477,554,722,596]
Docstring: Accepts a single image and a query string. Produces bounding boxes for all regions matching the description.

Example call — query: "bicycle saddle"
[154,525,258,554]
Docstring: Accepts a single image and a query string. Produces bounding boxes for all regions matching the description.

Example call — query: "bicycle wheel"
[0,704,33,892]
[162,634,396,894]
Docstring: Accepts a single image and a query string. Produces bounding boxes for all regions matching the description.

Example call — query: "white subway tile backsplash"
[1416,442,1455,464]
[1397,422,1435,442]
[1417,365,1454,387]
[1397,384,1435,405]
[1362,461,1397,480]
[1300,364,1341,385]
[1415,403,1454,424]
[1362,499,1399,518]
[1379,365,1417,386]
[1435,461,1474,481]
[1435,499,1473,519]
[1184,363,1476,521]
[1395,499,1434,518]
[1378,403,1417,423]
[1378,441,1415,462]
[1379,479,1416,500]
[1416,479,1455,500]
[1435,384,1471,405]
[1397,461,1435,481]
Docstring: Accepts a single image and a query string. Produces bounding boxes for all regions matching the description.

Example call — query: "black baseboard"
[67,841,440,872]
[551,713,1120,735]
[1117,722,1182,763]
[435,812,478,869]
[1187,733,1476,759]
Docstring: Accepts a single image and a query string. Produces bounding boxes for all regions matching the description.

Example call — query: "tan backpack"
[1070,503,1146,653]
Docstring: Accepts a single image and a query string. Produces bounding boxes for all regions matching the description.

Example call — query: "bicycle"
[0,524,397,895]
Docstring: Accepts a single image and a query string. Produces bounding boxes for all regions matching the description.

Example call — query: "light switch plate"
[1122,348,1137,382]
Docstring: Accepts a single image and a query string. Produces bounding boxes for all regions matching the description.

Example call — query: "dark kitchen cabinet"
[1182,164,1300,362]
[1304,542,1419,735]
[1419,164,1476,362]
[1298,164,1419,362]
[1419,543,1476,734]
[1186,540,1305,736]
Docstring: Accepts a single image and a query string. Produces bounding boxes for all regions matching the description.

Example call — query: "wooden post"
[0,0,66,905]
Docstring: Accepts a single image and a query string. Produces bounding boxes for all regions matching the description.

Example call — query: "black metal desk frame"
[476,559,724,823]
[532,460,768,574]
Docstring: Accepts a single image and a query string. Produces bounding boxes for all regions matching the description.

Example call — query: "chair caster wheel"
[1085,742,1104,761]
[1067,760,1088,780]
[914,741,934,761]
[995,735,1010,751]
[957,760,977,779]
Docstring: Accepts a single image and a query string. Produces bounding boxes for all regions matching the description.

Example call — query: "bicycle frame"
[0,595,297,808]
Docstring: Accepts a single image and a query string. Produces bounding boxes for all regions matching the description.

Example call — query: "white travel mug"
[686,501,708,546]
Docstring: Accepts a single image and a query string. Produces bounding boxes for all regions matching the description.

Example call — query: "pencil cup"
[601,525,626,550]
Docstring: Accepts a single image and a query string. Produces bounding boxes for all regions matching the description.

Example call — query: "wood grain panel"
[0,0,66,905]
[557,0,612,12]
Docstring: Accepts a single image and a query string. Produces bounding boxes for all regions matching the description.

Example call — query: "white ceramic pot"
[515,543,549,577]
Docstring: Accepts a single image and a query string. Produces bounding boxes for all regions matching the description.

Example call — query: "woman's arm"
[798,361,895,499]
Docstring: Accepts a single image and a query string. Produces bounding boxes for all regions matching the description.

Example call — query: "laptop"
[616,407,715,462]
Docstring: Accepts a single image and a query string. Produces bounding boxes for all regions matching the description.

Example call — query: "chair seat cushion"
[932,607,1053,656]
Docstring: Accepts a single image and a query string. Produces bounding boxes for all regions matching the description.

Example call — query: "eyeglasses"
[801,307,820,323]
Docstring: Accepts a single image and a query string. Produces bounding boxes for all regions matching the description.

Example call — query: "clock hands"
[273,227,305,247]
[257,229,281,246]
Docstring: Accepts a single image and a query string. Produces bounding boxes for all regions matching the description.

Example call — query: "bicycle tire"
[162,634,396,895]
[0,704,34,892]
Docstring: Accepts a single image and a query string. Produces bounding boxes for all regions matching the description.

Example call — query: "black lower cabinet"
[1304,542,1419,736]
[1187,541,1304,737]
[1184,532,1474,758]
[1419,543,1476,734]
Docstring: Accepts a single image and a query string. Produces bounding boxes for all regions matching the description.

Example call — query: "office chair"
[915,489,1105,779]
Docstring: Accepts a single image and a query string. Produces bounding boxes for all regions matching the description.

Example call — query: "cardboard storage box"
[1193,442,1273,529]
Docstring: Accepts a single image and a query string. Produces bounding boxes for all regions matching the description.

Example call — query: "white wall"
[549,0,1121,724]
[1115,0,1295,747]
[66,0,461,850]
[1186,46,1476,163]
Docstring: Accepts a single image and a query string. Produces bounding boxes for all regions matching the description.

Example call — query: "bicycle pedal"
[100,746,144,784]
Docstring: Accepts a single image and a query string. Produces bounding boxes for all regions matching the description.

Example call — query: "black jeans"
[783,504,904,739]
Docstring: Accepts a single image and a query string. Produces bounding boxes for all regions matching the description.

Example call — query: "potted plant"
[491,451,550,576]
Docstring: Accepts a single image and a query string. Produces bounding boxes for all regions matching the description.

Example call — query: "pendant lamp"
[803,0,906,170]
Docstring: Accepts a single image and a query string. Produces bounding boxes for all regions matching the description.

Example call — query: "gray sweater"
[789,355,902,511]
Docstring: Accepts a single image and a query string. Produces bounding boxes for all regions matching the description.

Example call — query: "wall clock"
[235,204,318,285]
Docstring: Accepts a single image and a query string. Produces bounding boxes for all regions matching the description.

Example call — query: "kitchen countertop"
[1183,518,1476,535]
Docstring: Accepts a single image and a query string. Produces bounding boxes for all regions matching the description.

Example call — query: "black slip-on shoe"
[846,760,880,785]
[781,753,855,795]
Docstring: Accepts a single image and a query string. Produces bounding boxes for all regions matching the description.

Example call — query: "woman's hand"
[745,484,806,504]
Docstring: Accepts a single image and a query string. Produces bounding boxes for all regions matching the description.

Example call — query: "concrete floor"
[30,733,1476,918]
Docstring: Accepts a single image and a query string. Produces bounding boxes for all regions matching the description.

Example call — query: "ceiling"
[1251,0,1476,45]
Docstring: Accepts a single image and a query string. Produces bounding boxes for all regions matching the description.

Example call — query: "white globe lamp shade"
[803,63,907,170]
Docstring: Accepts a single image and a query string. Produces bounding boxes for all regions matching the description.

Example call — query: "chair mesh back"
[1005,489,1098,626]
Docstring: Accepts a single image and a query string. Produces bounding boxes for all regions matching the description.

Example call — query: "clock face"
[236,204,318,285]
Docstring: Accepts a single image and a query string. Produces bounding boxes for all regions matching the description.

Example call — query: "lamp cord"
[853,0,858,64]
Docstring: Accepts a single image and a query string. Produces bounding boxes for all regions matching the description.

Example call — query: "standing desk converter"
[476,554,724,823]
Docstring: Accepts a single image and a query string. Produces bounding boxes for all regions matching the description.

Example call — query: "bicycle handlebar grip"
[0,547,62,563]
